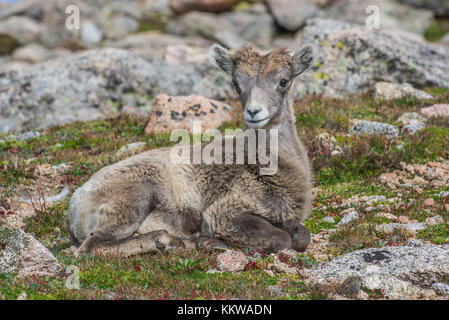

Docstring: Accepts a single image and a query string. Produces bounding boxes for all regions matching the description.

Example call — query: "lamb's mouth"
[246,118,269,124]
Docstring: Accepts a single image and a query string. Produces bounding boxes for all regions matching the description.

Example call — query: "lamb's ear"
[291,45,315,77]
[208,43,234,75]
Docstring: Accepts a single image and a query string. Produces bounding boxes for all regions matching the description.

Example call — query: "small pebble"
[431,282,449,296]
[337,210,359,226]
[407,239,423,247]
[268,285,283,297]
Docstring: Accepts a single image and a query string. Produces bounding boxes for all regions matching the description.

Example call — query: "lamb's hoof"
[291,224,311,252]
[154,230,186,251]
[194,237,228,251]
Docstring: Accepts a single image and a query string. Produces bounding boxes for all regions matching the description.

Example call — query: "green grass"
[417,224,449,245]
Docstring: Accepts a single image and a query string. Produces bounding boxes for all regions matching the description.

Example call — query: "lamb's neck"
[276,99,303,159]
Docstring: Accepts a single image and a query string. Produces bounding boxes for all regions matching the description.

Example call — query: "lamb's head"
[209,44,314,129]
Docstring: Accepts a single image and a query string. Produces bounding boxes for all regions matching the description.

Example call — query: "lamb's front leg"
[274,217,311,252]
[201,193,292,253]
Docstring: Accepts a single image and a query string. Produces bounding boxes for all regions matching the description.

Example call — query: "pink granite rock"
[216,250,247,272]
[420,104,449,118]
[144,94,232,135]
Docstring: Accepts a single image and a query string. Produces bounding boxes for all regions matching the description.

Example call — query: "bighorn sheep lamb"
[66,44,314,256]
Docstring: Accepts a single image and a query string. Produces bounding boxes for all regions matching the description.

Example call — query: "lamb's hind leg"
[87,230,185,258]
[74,201,150,257]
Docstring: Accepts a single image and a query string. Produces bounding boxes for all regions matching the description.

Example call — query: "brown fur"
[231,47,293,77]
[65,45,314,257]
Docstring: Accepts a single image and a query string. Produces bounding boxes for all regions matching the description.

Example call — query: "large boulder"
[265,0,318,31]
[293,18,449,99]
[301,245,449,299]
[323,0,434,34]
[0,228,61,278]
[0,48,234,133]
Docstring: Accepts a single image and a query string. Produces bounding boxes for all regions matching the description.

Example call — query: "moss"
[137,17,167,33]
[423,19,449,42]
[0,34,19,55]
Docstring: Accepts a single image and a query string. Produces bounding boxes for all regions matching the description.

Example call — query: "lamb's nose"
[246,108,261,118]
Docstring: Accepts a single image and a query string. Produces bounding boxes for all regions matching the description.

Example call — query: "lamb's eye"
[279,79,288,87]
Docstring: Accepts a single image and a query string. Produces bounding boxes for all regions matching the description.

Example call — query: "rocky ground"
[0,0,449,300]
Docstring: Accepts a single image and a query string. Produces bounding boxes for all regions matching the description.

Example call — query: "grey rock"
[375,222,427,234]
[374,82,433,101]
[266,0,318,31]
[402,122,426,134]
[97,0,143,20]
[0,130,40,142]
[16,292,27,300]
[337,210,359,226]
[397,112,427,125]
[303,245,449,299]
[324,0,433,34]
[367,195,387,203]
[322,216,335,224]
[99,15,139,41]
[206,269,223,274]
[0,48,234,133]
[294,18,449,99]
[81,21,103,47]
[142,0,172,18]
[431,282,449,296]
[439,191,449,199]
[442,33,449,44]
[349,120,399,138]
[11,43,51,64]
[407,239,424,247]
[268,285,283,297]
[220,9,275,49]
[0,228,61,278]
